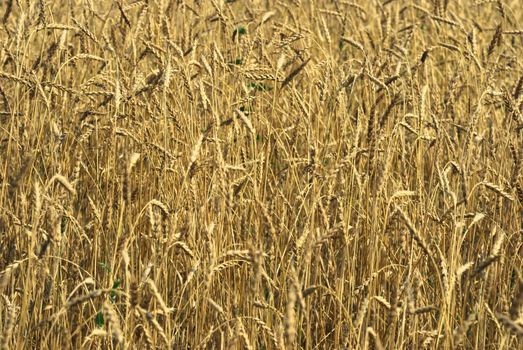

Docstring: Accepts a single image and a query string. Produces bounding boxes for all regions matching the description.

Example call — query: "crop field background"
[1,0,523,348]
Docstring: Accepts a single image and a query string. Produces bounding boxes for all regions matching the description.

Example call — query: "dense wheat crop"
[1,0,523,348]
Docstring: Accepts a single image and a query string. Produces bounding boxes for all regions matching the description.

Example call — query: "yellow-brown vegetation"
[1,0,523,348]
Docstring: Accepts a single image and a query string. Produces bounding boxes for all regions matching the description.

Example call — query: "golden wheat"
[1,0,523,349]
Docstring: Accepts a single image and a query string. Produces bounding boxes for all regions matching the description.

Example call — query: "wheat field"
[1,0,523,348]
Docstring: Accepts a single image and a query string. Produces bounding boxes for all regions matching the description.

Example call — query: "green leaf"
[248,82,272,92]
[99,262,111,273]
[112,278,121,290]
[232,27,247,41]
[264,286,270,301]
[110,278,120,302]
[95,310,104,327]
